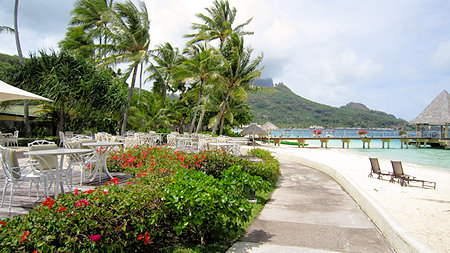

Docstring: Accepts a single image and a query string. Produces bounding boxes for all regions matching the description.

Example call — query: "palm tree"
[128,91,172,131]
[100,0,150,134]
[12,0,33,137]
[210,33,263,136]
[69,0,114,60]
[184,0,253,49]
[176,43,222,133]
[146,42,184,99]
[0,26,14,34]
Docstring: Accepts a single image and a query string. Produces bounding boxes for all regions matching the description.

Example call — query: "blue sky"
[1,0,449,121]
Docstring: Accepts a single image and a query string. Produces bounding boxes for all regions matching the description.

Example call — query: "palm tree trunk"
[195,94,209,134]
[219,113,225,136]
[189,80,204,134]
[121,64,138,135]
[211,90,231,136]
[57,102,65,134]
[14,0,31,137]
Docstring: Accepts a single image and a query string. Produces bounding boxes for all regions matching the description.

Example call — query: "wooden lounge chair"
[390,161,436,189]
[368,158,391,179]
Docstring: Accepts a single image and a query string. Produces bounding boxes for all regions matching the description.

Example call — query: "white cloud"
[429,40,450,71]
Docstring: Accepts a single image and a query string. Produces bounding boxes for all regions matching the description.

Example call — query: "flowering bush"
[312,129,322,135]
[0,147,280,252]
[358,130,368,135]
[399,130,407,136]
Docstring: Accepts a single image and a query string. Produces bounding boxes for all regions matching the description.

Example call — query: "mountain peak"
[341,102,370,112]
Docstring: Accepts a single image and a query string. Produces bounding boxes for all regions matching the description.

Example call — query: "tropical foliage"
[2,51,125,134]
[2,0,260,136]
[0,147,279,252]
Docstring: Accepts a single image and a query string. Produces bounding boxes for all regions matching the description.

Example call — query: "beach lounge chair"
[368,158,391,179]
[390,161,436,189]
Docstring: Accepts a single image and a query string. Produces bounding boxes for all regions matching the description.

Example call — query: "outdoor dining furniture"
[81,142,123,182]
[24,148,91,197]
[208,142,237,154]
[1,145,48,212]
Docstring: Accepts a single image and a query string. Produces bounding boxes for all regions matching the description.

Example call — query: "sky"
[1,0,449,121]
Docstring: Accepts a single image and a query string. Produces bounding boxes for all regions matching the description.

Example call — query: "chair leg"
[1,180,9,208]
[9,183,16,213]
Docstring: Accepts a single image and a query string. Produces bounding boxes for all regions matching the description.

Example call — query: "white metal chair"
[64,139,96,186]
[1,145,48,212]
[27,140,64,193]
[7,131,19,146]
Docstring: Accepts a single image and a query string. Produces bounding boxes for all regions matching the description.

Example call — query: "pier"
[258,137,450,149]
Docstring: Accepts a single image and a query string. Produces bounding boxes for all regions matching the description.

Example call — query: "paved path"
[228,159,393,253]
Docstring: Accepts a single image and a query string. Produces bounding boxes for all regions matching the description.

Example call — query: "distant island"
[247,82,408,129]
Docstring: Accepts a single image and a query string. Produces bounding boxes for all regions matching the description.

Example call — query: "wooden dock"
[257,137,450,149]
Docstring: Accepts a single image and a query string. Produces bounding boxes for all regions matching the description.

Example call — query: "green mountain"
[246,83,408,128]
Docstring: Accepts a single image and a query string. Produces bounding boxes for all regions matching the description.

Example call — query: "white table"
[24,148,91,197]
[81,142,123,182]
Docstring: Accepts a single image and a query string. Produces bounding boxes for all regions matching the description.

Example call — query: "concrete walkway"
[228,159,393,253]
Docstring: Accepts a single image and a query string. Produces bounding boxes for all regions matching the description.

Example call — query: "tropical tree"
[176,43,222,133]
[0,26,14,34]
[68,0,114,60]
[99,0,150,134]
[128,90,172,131]
[146,42,184,99]
[58,26,95,59]
[3,51,125,134]
[184,0,253,49]
[210,34,263,136]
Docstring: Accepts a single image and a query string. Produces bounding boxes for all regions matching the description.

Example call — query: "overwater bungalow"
[410,90,450,148]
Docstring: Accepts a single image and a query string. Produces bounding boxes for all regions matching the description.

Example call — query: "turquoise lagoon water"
[270,129,450,171]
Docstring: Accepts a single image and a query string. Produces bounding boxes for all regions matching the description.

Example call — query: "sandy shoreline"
[243,143,450,253]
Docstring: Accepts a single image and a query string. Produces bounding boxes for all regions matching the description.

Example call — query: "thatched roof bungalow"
[410,90,450,138]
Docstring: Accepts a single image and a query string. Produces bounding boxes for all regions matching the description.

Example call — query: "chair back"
[28,140,58,170]
[13,130,19,138]
[125,137,139,149]
[369,158,381,174]
[391,161,404,177]
[0,145,21,179]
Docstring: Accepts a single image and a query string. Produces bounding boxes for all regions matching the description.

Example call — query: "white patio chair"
[7,131,19,146]
[1,145,48,212]
[27,140,62,193]
[124,137,139,150]
[64,139,96,186]
[167,134,177,148]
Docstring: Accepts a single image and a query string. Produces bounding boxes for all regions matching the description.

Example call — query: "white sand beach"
[244,144,450,253]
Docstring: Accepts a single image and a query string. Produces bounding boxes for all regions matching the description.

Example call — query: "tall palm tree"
[100,0,150,134]
[176,43,222,133]
[69,0,114,60]
[210,33,263,136]
[146,42,184,99]
[12,0,33,137]
[185,0,253,49]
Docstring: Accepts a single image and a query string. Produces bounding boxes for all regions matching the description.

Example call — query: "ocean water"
[270,129,450,171]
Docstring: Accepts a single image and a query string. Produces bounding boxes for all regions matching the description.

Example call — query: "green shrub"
[0,147,280,252]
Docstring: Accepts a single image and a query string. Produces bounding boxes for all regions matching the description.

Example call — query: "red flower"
[89,234,101,242]
[110,177,119,185]
[56,205,66,213]
[20,231,30,242]
[0,221,5,227]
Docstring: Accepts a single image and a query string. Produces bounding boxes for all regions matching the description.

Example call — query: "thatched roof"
[240,123,266,135]
[410,90,450,125]
[261,121,279,131]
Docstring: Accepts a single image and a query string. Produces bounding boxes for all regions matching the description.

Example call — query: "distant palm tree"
[146,42,184,99]
[210,34,263,136]
[128,91,172,131]
[176,43,222,133]
[100,0,150,134]
[184,0,253,49]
